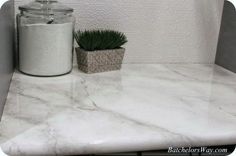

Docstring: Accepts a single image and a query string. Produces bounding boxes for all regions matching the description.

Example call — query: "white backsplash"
[15,0,224,64]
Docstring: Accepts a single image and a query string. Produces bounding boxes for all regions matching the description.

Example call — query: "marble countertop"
[1,64,236,156]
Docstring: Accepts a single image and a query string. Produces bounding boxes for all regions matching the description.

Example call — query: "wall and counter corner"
[0,0,15,120]
[1,0,236,155]
[0,0,227,120]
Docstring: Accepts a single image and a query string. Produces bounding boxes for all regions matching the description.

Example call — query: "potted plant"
[74,30,128,74]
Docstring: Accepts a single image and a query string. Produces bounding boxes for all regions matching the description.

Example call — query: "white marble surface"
[1,64,236,156]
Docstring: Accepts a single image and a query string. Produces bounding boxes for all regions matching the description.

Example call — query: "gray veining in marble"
[1,64,236,156]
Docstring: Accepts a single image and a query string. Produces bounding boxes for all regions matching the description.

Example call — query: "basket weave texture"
[76,48,125,74]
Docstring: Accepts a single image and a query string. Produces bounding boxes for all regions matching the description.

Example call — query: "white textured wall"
[15,0,224,63]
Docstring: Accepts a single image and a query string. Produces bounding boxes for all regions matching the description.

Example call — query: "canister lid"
[19,0,73,13]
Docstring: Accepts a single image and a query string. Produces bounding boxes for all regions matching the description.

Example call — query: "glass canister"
[18,0,75,76]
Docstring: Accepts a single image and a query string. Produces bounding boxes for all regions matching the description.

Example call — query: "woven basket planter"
[76,48,125,74]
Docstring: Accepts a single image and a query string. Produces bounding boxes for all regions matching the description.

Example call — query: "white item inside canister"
[19,22,73,76]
